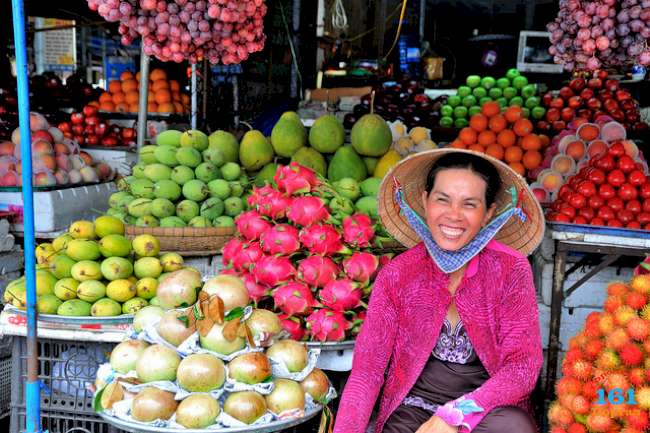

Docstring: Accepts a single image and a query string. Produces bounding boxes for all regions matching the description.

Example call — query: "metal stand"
[191,63,198,130]
[136,45,150,150]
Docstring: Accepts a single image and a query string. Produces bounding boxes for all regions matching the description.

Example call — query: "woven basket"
[125,226,236,256]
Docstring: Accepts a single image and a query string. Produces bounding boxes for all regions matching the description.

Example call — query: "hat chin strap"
[395,187,526,274]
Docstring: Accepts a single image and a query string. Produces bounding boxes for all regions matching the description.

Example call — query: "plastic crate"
[9,337,120,433]
[0,356,10,419]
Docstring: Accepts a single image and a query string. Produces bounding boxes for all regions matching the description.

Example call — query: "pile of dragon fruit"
[86,0,267,65]
[222,162,390,342]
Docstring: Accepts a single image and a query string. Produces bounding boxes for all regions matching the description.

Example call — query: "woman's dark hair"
[425,153,502,207]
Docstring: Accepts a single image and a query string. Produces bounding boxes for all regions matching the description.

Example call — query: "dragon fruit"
[350,310,367,336]
[222,237,244,267]
[252,255,296,287]
[272,281,319,316]
[246,184,275,208]
[319,278,363,311]
[242,271,269,303]
[260,224,301,255]
[298,256,339,288]
[235,210,272,241]
[278,314,306,341]
[287,196,330,227]
[232,242,264,272]
[306,308,351,342]
[342,213,375,248]
[343,252,379,285]
[274,162,319,195]
[299,224,350,256]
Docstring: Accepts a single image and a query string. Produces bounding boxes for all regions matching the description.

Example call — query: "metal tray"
[547,221,650,240]
[99,406,321,433]
[307,340,355,351]
[6,306,133,325]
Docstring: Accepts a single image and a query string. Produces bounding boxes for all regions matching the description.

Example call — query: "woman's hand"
[415,415,459,433]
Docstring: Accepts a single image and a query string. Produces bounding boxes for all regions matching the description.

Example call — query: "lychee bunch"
[549,272,650,432]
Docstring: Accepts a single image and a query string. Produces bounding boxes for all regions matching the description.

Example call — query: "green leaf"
[262,375,273,383]
[225,306,245,321]
[93,388,105,413]
[178,315,190,328]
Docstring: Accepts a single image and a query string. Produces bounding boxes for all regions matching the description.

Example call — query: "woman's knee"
[473,406,536,433]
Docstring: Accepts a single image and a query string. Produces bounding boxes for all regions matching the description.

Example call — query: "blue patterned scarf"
[394,180,527,274]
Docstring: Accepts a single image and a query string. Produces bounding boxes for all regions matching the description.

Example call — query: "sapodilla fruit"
[224,391,267,425]
[201,274,250,312]
[157,310,196,347]
[131,387,177,422]
[266,340,309,373]
[228,352,272,385]
[110,340,149,374]
[265,379,305,415]
[177,354,225,392]
[175,394,220,429]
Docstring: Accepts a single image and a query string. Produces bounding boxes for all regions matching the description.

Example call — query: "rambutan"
[549,402,574,428]
[565,348,585,364]
[635,386,650,409]
[631,274,650,295]
[626,291,648,310]
[586,407,613,432]
[628,368,646,387]
[571,395,591,415]
[626,317,650,341]
[608,281,630,297]
[587,311,603,325]
[559,393,577,409]
[614,305,638,326]
[644,339,650,354]
[596,349,621,370]
[627,408,650,430]
[582,381,600,400]
[640,304,650,321]
[604,295,624,313]
[606,328,631,350]
[567,423,587,433]
[585,320,603,337]
[569,332,589,350]
[556,377,583,396]
[619,343,644,366]
[585,339,605,360]
[550,428,568,433]
[607,402,629,421]
[621,427,644,433]
[571,359,593,380]
[599,314,616,335]
[645,368,650,382]
[604,372,630,392]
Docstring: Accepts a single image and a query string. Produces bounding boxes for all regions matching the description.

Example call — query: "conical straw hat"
[378,148,545,256]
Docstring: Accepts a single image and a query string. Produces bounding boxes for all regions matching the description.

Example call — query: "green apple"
[506,68,521,80]
[468,106,482,116]
[453,106,468,118]
[447,95,462,107]
[457,86,472,98]
[522,107,530,118]
[466,75,482,88]
[496,77,510,89]
[441,105,454,117]
[462,95,477,108]
[509,96,524,107]
[532,106,546,119]
[439,117,454,128]
[512,75,529,90]
[525,96,540,109]
[479,97,492,106]
[521,84,537,99]
[496,97,508,107]
[454,118,469,128]
[503,87,518,100]
[488,88,503,99]
[472,87,487,99]
[480,76,496,89]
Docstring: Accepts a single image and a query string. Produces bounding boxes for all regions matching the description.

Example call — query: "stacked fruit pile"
[548,274,650,433]
[0,112,115,187]
[87,0,267,65]
[222,162,389,342]
[388,123,438,159]
[58,104,136,148]
[546,125,650,229]
[439,69,544,129]
[94,273,333,428]
[537,72,647,135]
[449,102,550,178]
[109,129,248,228]
[3,216,186,317]
[90,69,190,114]
[0,87,18,141]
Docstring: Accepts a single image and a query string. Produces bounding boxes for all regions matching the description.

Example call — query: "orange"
[121,79,138,93]
[99,92,113,104]
[522,150,542,170]
[154,89,172,104]
[135,71,141,81]
[521,134,542,151]
[147,102,158,113]
[157,102,175,113]
[120,71,134,81]
[504,106,524,124]
[152,79,170,92]
[112,92,126,104]
[578,124,600,141]
[181,94,190,105]
[173,101,184,113]
[539,134,550,147]
[148,90,156,101]
[488,115,507,132]
[100,101,115,111]
[459,128,477,145]
[115,102,128,113]
[485,144,505,160]
[504,146,523,163]
[497,129,516,148]
[509,162,526,176]
[481,101,500,117]
[150,69,167,81]
[172,92,182,102]
[108,80,122,93]
[125,91,139,105]
[128,102,139,113]
[468,144,485,153]
[169,80,180,92]
[469,114,488,132]
[477,130,496,146]
[513,118,533,137]
[450,139,466,149]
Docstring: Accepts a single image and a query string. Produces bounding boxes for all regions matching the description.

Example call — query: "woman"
[333,148,545,433]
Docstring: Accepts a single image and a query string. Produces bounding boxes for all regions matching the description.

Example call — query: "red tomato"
[639,182,650,199]
[644,199,650,213]
[548,212,571,223]
[552,201,564,212]
[608,219,624,228]
[607,169,626,187]
[576,180,597,197]
[627,221,642,229]
[645,223,650,230]
[568,176,583,190]
[618,183,638,201]
[608,141,626,157]
[597,206,615,221]
[589,195,605,209]
[587,168,607,185]
[628,170,646,186]
[626,200,642,214]
[573,216,588,225]
[568,193,587,209]
[591,217,606,226]
[559,185,574,201]
[607,197,624,212]
[617,209,635,225]
[618,155,637,173]
[637,213,650,225]
[599,184,616,200]
[578,207,595,221]
[559,203,577,219]
[594,154,616,172]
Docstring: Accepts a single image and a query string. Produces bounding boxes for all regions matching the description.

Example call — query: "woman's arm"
[436,257,543,432]
[333,265,399,433]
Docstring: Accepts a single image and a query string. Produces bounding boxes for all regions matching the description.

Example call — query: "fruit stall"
[0,0,650,432]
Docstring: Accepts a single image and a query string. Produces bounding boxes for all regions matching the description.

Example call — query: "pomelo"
[350,114,391,157]
[239,130,274,172]
[309,114,345,153]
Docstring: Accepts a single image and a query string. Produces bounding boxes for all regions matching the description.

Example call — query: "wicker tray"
[125,225,235,256]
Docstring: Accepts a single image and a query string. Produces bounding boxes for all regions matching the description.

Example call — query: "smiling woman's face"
[421,168,496,251]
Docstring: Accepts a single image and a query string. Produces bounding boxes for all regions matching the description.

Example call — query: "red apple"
[95,123,108,136]
[82,105,98,117]
[70,112,84,125]
[559,86,574,100]
[84,116,99,127]
[57,122,71,133]
[121,128,135,140]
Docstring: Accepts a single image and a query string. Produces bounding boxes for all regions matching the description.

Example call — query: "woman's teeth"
[439,225,464,238]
